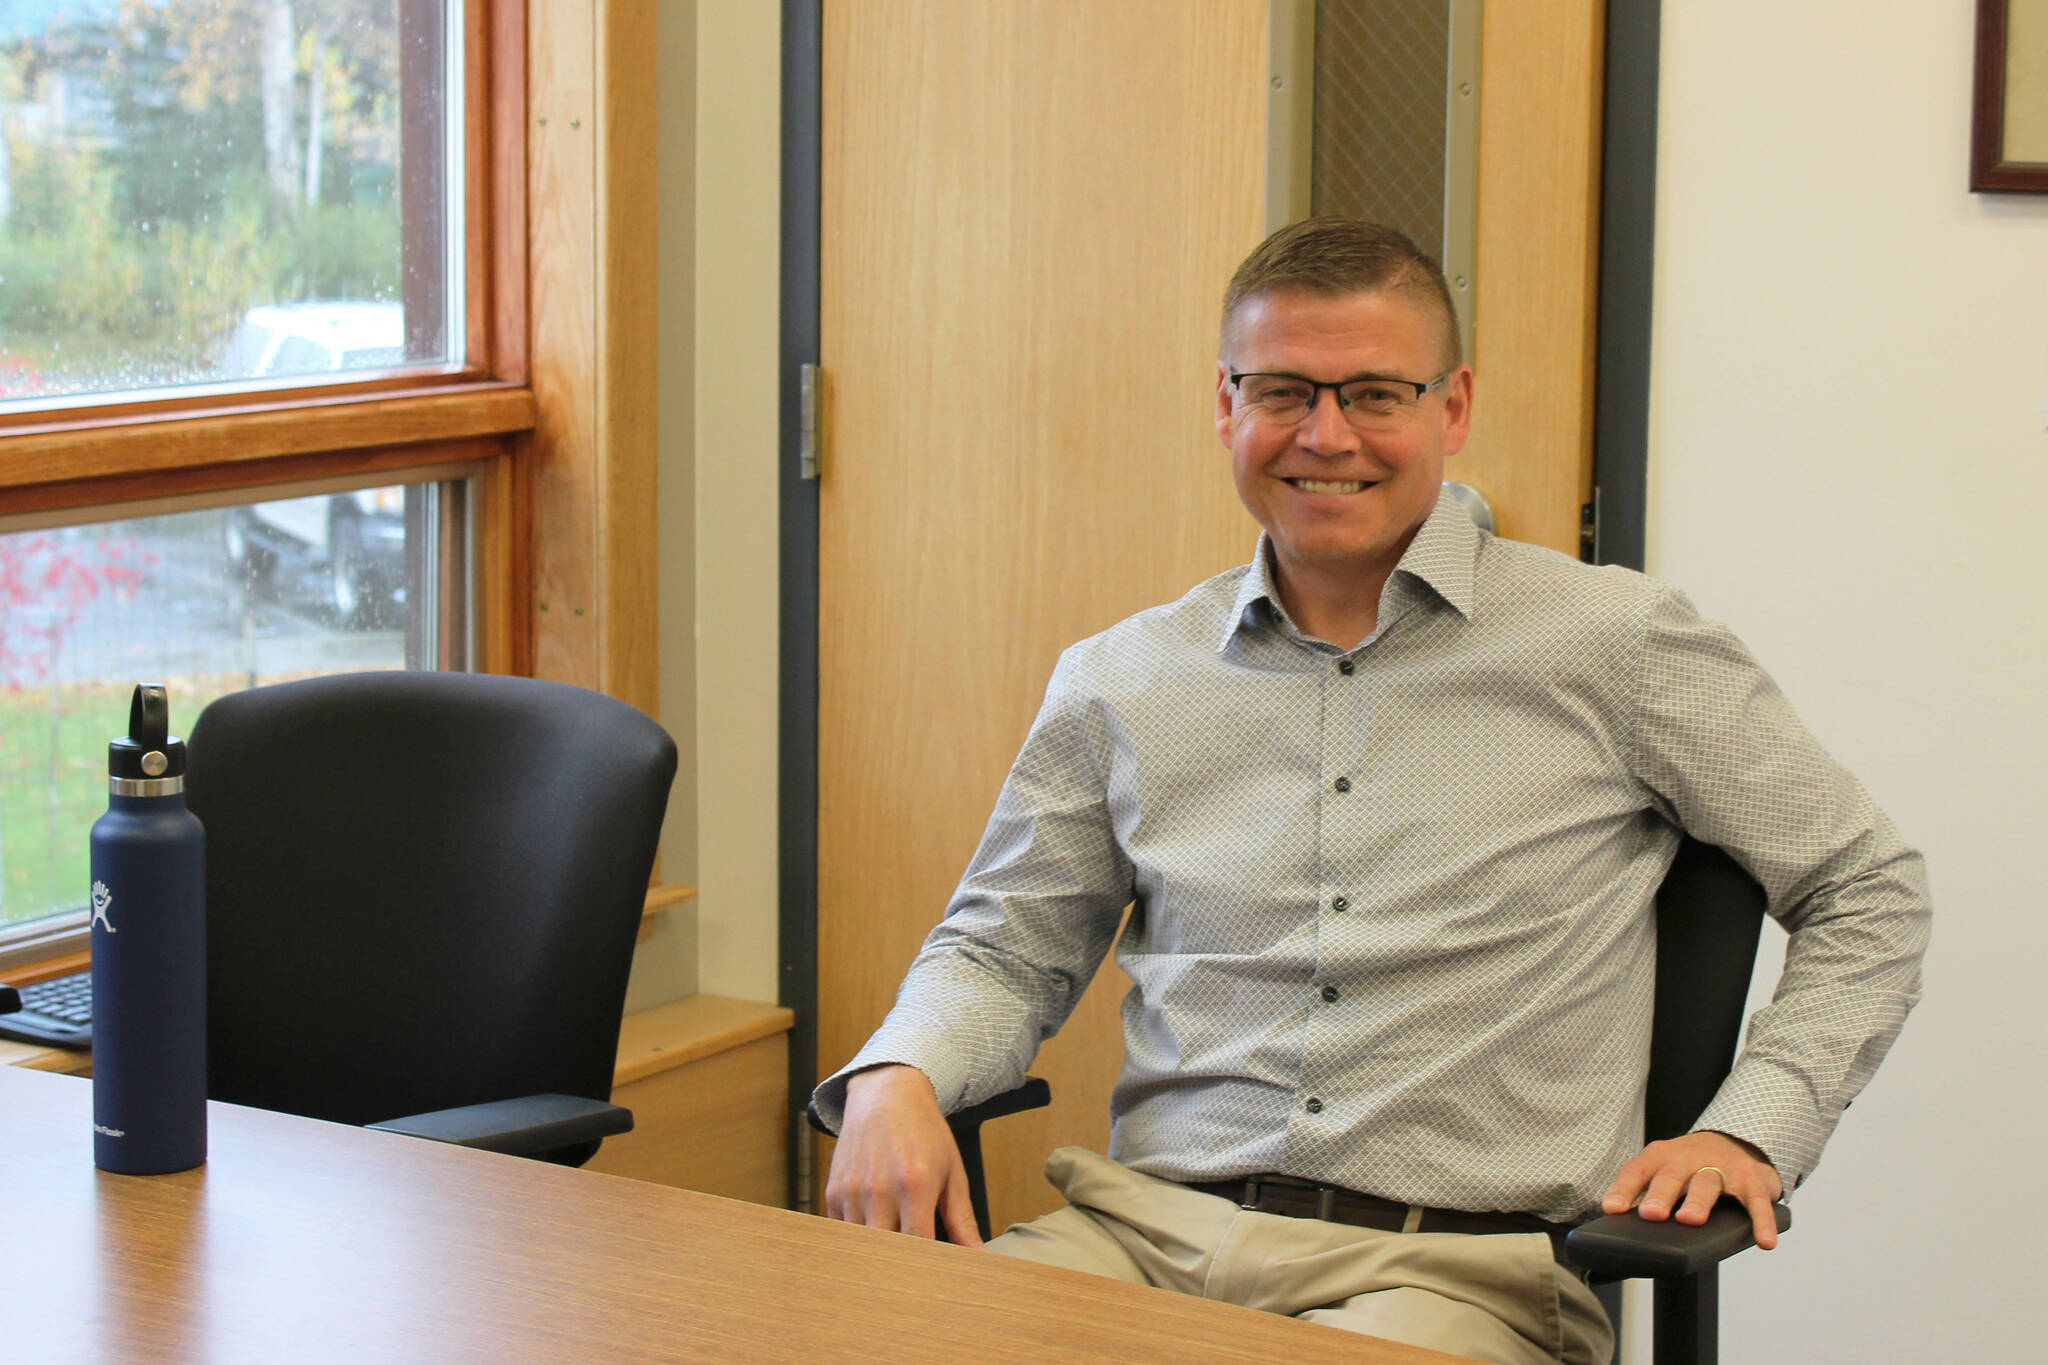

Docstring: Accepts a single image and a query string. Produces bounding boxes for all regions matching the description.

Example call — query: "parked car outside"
[220,302,409,626]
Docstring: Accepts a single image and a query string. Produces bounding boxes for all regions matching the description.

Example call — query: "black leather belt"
[1186,1174,1576,1267]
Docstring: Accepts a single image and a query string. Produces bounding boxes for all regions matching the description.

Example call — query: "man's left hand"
[1600,1129,1784,1250]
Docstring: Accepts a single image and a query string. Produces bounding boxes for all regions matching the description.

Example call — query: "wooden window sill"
[3,883,719,1077]
[611,995,794,1088]
[638,883,697,942]
[1,991,793,1092]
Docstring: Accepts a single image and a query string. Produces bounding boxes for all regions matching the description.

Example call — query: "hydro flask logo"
[90,880,116,933]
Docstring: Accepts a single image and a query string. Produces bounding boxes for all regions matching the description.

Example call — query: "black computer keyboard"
[0,969,92,1049]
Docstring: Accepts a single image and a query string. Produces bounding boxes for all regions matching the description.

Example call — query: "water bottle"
[89,683,207,1174]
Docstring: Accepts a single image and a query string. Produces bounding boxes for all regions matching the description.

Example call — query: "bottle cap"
[109,684,188,782]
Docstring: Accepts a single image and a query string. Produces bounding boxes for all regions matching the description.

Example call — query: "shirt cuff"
[1692,1072,1828,1195]
[808,1029,977,1135]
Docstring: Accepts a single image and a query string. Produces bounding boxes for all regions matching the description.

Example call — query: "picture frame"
[1972,0,2048,192]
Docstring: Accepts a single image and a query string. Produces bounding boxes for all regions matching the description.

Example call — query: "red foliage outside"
[0,533,153,691]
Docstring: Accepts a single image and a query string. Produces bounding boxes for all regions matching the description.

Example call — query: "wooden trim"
[491,0,531,384]
[611,994,795,1088]
[466,0,492,372]
[524,0,660,706]
[643,884,697,915]
[0,365,487,431]
[476,445,531,676]
[0,384,534,495]
[635,883,698,943]
[526,0,599,690]
[597,0,660,718]
[0,950,90,990]
[0,442,504,522]
[1973,0,2048,192]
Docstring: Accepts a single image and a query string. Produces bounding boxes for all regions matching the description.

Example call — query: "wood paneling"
[817,0,1269,1234]
[526,0,602,689]
[1457,0,1606,554]
[596,0,659,717]
[586,1033,790,1205]
[524,0,658,710]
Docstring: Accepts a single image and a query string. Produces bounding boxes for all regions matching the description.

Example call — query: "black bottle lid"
[109,684,188,781]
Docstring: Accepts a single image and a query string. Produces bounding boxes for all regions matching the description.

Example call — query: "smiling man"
[814,219,1929,1365]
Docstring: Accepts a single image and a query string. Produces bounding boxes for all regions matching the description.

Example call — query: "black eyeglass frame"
[1227,370,1452,419]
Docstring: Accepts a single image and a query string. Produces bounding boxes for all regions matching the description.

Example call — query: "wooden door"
[815,0,1605,1233]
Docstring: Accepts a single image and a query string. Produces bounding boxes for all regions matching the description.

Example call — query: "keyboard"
[0,970,92,1049]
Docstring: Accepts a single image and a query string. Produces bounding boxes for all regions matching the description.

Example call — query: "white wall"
[1649,4,2048,1358]
[690,3,781,1005]
[624,0,702,1016]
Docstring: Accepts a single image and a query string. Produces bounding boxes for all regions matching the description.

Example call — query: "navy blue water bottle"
[89,684,207,1174]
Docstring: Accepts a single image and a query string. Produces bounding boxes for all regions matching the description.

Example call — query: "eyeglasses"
[1228,370,1450,432]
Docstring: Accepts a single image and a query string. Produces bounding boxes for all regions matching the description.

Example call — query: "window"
[0,0,532,967]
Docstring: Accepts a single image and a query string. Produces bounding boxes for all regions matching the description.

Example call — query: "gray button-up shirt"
[815,489,1929,1221]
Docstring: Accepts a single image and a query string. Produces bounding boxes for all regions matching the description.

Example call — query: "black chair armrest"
[366,1093,633,1157]
[1565,1200,1791,1279]
[1,985,19,1014]
[944,1078,1052,1133]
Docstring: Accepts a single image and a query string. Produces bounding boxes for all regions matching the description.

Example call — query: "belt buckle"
[1239,1176,1262,1211]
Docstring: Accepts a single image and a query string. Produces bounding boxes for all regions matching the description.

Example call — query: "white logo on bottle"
[90,880,116,933]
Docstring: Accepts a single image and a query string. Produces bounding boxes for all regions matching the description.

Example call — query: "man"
[813,218,1929,1365]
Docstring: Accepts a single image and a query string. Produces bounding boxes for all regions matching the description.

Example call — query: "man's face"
[1216,288,1472,590]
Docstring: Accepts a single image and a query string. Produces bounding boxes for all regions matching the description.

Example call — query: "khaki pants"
[987,1148,1612,1365]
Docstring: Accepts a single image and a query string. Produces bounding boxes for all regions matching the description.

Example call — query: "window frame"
[0,0,663,977]
[0,0,534,669]
[0,0,533,966]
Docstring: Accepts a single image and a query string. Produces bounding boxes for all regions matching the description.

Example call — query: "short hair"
[1221,217,1462,368]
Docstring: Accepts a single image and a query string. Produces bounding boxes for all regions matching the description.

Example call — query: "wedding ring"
[1696,1165,1728,1183]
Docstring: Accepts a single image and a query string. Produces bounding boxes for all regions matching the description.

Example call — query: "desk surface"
[4,1068,1464,1363]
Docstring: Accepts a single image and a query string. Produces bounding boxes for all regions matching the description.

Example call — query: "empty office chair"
[188,671,676,1165]
[854,837,1783,1365]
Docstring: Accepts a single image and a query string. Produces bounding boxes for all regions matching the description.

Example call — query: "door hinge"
[1580,493,1599,564]
[799,363,821,481]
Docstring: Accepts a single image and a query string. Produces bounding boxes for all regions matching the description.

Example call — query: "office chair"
[187,671,677,1166]
[860,836,1783,1365]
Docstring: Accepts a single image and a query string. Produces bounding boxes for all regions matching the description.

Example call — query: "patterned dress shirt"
[814,487,1930,1221]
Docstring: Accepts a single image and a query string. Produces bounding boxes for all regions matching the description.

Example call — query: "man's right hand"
[823,1064,983,1245]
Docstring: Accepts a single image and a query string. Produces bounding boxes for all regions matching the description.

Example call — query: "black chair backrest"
[1645,837,1769,1143]
[187,672,677,1131]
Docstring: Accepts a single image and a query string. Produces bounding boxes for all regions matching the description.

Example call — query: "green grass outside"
[0,678,242,927]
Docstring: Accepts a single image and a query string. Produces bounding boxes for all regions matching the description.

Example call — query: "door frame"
[772,0,1660,1213]
[777,0,823,1212]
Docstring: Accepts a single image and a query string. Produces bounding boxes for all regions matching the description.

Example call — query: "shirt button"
[1332,895,1349,912]
[1333,777,1351,793]
[1338,659,1355,675]
[1305,1097,1324,1114]
[1321,984,1340,1003]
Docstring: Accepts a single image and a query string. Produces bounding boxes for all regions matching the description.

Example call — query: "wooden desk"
[5,1068,1463,1363]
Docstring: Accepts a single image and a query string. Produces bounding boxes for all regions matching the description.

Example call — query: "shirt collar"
[1218,485,1480,653]
[1397,485,1480,618]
